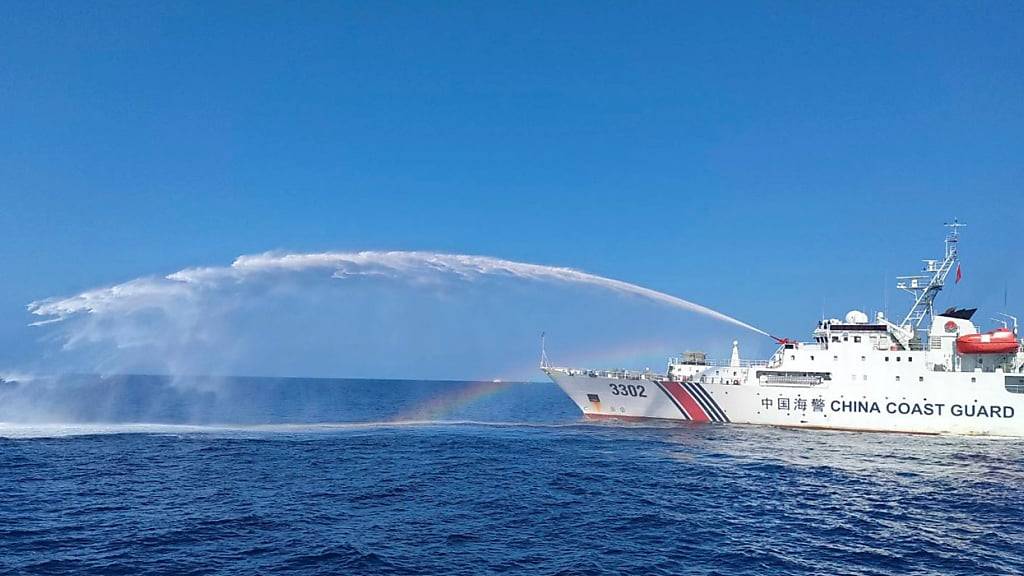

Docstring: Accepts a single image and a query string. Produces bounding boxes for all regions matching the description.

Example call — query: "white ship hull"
[546,368,1024,436]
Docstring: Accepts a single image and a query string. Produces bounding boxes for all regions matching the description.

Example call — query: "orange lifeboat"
[956,328,1020,355]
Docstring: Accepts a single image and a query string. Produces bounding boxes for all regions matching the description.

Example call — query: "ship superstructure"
[543,223,1024,436]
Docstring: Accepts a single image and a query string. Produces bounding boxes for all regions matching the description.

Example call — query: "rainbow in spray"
[390,380,514,422]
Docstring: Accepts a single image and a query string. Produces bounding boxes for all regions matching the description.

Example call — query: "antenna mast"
[896,220,965,331]
[539,332,549,368]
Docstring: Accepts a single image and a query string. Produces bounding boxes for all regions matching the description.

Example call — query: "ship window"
[919,377,924,382]
[863,375,868,381]
[833,355,838,361]
[861,356,866,361]
[908,357,913,363]
[832,336,840,343]
[896,357,901,362]
[885,356,890,362]
[896,376,901,382]
[790,355,795,360]
[971,377,977,383]
[810,355,815,361]
[1006,377,1024,394]
[843,336,849,342]
[587,394,601,403]
[854,336,862,343]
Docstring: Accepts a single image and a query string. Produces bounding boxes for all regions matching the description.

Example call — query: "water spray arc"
[28,250,770,337]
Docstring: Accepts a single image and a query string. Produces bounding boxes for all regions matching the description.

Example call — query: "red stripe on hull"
[660,382,711,423]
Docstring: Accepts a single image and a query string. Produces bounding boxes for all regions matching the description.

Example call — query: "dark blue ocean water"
[2,376,1023,575]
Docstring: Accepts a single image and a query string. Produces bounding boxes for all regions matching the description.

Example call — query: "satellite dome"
[845,310,869,324]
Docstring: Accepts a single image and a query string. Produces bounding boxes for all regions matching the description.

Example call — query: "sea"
[1,375,1023,576]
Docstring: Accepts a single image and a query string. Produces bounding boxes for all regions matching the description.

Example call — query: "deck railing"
[667,358,769,368]
[545,367,664,380]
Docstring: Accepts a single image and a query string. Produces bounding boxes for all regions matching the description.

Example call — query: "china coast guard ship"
[543,223,1024,436]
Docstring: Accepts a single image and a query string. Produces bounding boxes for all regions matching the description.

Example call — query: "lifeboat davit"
[956,328,1020,355]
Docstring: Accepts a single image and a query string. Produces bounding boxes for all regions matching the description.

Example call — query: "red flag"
[955,263,962,284]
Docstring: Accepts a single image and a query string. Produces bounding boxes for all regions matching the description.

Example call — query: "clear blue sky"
[1,2,1022,375]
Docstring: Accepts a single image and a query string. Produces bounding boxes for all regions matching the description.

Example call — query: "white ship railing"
[668,358,769,368]
[544,366,664,380]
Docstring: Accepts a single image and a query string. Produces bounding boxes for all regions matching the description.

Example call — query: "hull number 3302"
[608,383,647,397]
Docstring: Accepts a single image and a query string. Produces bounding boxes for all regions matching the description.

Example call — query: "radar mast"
[896,220,964,331]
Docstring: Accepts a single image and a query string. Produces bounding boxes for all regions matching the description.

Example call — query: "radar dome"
[845,310,869,324]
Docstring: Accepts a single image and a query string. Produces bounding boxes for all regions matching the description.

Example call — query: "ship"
[543,222,1024,436]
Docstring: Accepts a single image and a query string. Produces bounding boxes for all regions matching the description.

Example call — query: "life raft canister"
[956,328,1020,355]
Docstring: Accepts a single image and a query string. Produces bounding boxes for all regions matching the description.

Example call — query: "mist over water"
[24,251,769,381]
[0,375,550,428]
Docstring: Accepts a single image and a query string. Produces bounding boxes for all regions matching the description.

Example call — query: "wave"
[0,418,695,439]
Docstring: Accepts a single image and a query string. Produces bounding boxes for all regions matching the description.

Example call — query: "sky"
[1,2,1022,379]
